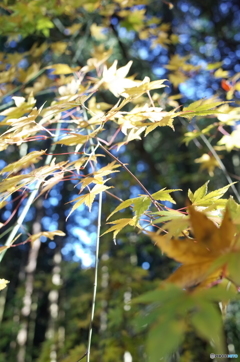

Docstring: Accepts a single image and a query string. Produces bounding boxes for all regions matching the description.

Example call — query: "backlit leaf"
[181,99,228,119]
[191,302,224,353]
[122,77,167,99]
[206,62,223,70]
[148,205,237,288]
[107,196,151,221]
[67,180,111,219]
[0,150,46,175]
[0,279,9,291]
[30,230,65,243]
[195,154,220,176]
[151,188,181,204]
[188,182,236,207]
[46,64,80,75]
[101,217,138,242]
[132,196,151,221]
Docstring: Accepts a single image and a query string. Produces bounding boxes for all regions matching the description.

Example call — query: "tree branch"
[98,142,163,212]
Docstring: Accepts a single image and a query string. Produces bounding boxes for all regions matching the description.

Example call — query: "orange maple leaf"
[149,206,238,289]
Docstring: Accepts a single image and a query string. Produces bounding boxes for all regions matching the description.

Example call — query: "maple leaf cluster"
[149,205,240,290]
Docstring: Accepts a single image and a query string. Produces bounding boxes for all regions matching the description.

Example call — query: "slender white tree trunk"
[46,251,62,362]
[100,253,109,333]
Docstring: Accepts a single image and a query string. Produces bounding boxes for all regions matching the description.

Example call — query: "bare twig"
[105,190,123,202]
[98,143,163,212]
[76,351,87,362]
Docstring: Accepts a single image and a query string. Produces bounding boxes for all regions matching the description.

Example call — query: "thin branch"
[82,108,103,362]
[105,190,167,228]
[228,172,240,181]
[110,23,129,61]
[0,122,62,263]
[147,90,155,108]
[76,351,87,362]
[0,100,14,111]
[86,192,102,362]
[98,143,163,212]
[105,190,123,202]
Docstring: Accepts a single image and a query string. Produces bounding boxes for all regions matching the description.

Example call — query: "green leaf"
[195,282,238,302]
[134,289,193,360]
[181,99,228,119]
[227,198,240,231]
[188,181,209,203]
[134,307,162,332]
[183,125,215,144]
[227,251,240,286]
[107,198,137,220]
[188,189,194,201]
[101,217,138,242]
[151,209,187,223]
[191,302,224,354]
[132,285,183,304]
[37,18,54,30]
[163,217,190,238]
[189,182,236,207]
[147,318,185,361]
[202,183,236,202]
[107,195,151,221]
[132,196,151,221]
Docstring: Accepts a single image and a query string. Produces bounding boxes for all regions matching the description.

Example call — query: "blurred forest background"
[0,0,240,361]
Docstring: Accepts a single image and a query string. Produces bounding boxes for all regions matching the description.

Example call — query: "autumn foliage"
[0,1,240,361]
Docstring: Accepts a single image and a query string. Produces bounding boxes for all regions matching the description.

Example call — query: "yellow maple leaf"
[29,230,65,243]
[195,153,220,176]
[46,64,80,75]
[214,68,229,78]
[101,217,138,243]
[102,60,137,97]
[90,23,106,40]
[0,278,9,291]
[218,126,240,151]
[0,150,46,175]
[50,42,68,55]
[148,206,237,289]
[122,77,167,99]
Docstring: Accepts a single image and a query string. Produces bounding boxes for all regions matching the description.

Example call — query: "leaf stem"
[76,351,87,362]
[98,143,163,212]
